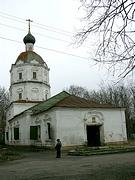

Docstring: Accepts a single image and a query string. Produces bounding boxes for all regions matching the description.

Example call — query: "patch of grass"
[0,148,23,161]
[1,145,53,152]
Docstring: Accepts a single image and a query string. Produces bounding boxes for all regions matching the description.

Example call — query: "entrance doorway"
[87,125,101,146]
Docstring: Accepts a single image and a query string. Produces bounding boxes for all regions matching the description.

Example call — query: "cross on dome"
[26,19,33,33]
[23,19,36,48]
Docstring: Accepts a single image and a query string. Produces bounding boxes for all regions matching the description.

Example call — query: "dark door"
[87,125,101,146]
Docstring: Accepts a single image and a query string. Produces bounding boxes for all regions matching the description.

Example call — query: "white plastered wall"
[5,107,127,147]
[10,63,50,102]
[55,107,127,146]
[5,109,56,146]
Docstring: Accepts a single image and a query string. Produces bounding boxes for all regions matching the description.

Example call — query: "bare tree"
[66,84,135,138]
[89,84,132,137]
[76,0,135,79]
[65,85,90,99]
[0,86,9,144]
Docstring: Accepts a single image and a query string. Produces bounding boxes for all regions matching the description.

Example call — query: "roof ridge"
[9,91,71,120]
[32,91,69,107]
[31,91,70,114]
[69,94,99,104]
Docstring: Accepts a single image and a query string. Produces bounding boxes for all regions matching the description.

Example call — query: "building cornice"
[10,81,51,88]
[10,63,50,72]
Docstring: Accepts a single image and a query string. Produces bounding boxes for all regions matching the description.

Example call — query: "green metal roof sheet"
[31,91,70,115]
[9,91,124,122]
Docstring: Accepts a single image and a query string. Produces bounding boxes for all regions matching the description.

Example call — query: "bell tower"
[7,21,51,120]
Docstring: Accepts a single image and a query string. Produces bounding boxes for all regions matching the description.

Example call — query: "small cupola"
[23,32,36,45]
[23,19,35,51]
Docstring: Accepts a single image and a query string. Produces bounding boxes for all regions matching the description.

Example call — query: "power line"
[36,45,89,60]
[0,14,25,24]
[32,23,72,37]
[0,10,24,21]
[0,10,92,49]
[0,13,73,37]
[0,21,72,44]
[0,10,74,36]
[35,32,72,44]
[0,20,91,48]
[33,21,74,35]
[0,10,73,34]
[0,22,25,32]
[0,35,89,61]
[0,36,21,44]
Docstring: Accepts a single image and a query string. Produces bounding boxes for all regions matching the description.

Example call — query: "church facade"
[5,27,127,147]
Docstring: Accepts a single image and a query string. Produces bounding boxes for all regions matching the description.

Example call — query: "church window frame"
[14,127,19,140]
[30,125,41,140]
[19,93,22,100]
[45,94,47,100]
[17,88,23,100]
[6,132,9,141]
[45,90,48,100]
[19,72,22,80]
[47,122,51,139]
[92,116,96,123]
[31,88,39,100]
[133,123,135,132]
[33,72,37,79]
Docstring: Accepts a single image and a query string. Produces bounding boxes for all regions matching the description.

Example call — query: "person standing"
[55,139,62,158]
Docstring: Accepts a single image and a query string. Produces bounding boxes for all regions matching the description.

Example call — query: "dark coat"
[55,141,62,150]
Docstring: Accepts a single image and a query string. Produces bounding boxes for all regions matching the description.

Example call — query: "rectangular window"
[92,117,96,121]
[45,94,48,100]
[33,72,37,79]
[47,123,51,139]
[14,128,19,140]
[6,132,9,141]
[133,124,135,132]
[19,93,22,99]
[30,125,40,140]
[92,117,96,123]
[19,72,22,79]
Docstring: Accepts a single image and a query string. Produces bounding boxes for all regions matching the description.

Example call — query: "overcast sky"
[0,0,120,95]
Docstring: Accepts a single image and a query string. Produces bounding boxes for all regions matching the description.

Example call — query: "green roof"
[31,91,70,115]
[23,32,36,44]
[9,91,122,122]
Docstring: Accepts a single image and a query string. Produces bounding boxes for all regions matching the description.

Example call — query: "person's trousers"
[56,149,61,158]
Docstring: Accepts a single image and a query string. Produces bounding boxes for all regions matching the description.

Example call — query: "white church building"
[5,25,127,147]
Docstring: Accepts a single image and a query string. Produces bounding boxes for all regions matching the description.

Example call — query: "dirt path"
[0,151,135,180]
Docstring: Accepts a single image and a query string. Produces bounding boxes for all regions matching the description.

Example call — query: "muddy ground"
[0,151,135,180]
